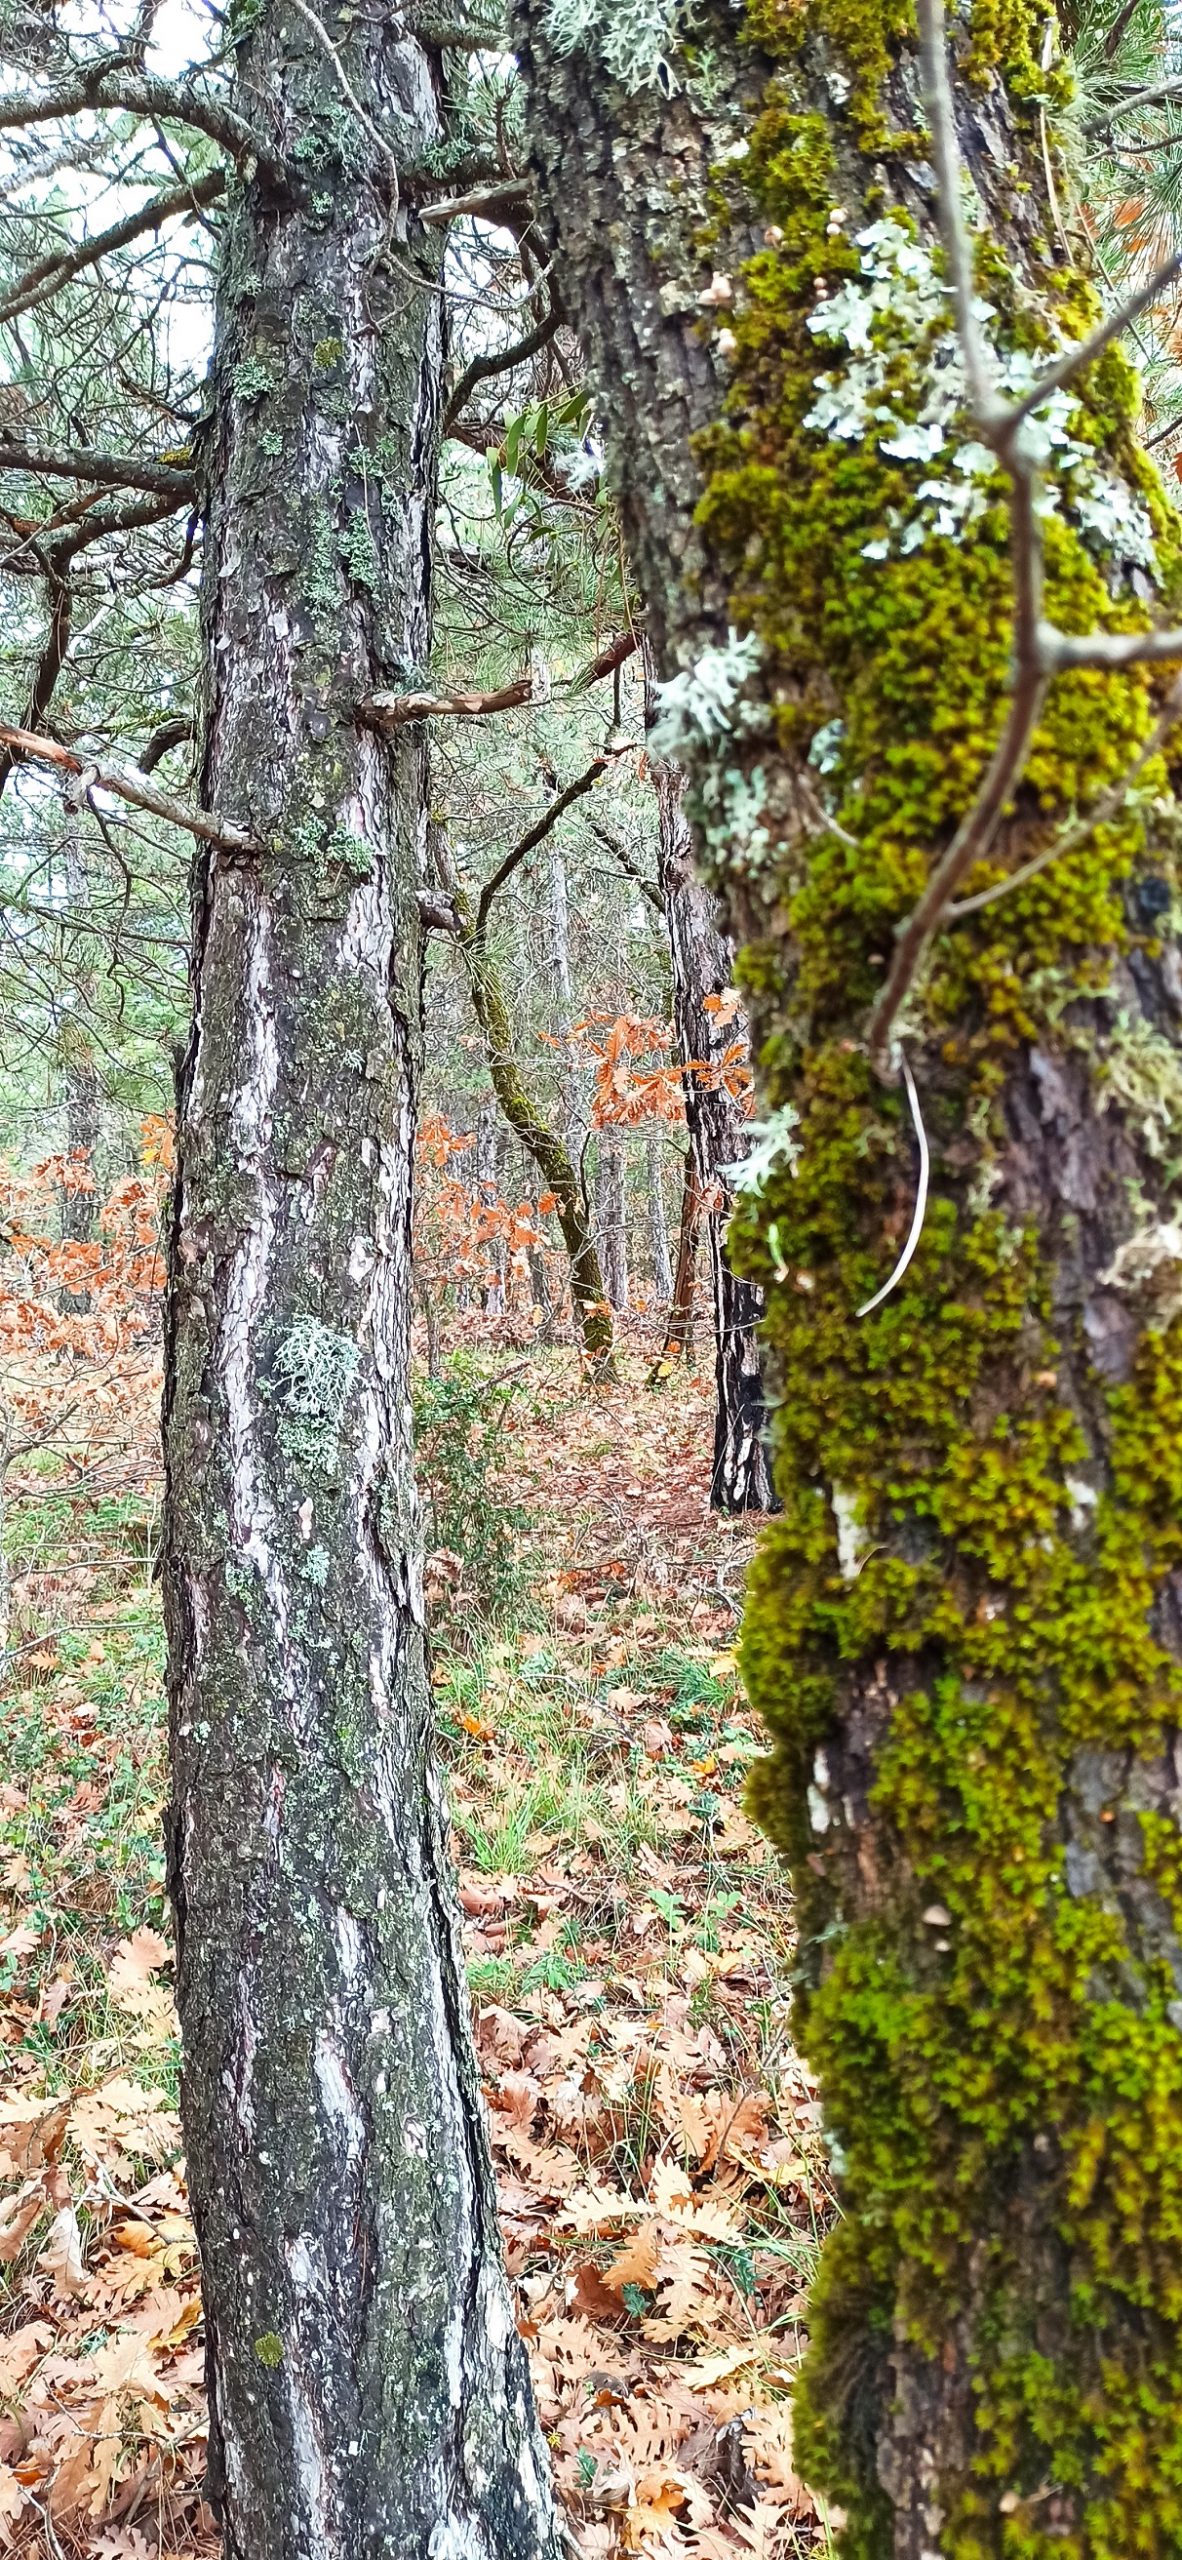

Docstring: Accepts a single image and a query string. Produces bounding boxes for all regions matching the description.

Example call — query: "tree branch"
[476,756,611,932]
[139,713,195,773]
[1085,75,1182,132]
[420,179,534,227]
[0,565,72,800]
[864,0,1182,1074]
[0,168,226,329]
[588,818,663,911]
[443,304,560,429]
[948,672,1182,919]
[0,72,283,186]
[359,629,638,731]
[286,0,399,207]
[0,442,196,500]
[0,724,261,853]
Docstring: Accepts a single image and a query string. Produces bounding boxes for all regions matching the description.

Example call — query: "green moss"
[253,2330,284,2368]
[687,0,1182,2547]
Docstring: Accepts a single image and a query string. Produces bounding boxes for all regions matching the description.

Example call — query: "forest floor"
[0,1344,837,2560]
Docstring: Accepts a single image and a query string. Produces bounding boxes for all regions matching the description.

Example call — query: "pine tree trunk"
[511,4,1182,2548]
[656,759,774,1513]
[439,868,617,1379]
[59,807,99,1310]
[659,1146,703,1363]
[161,15,558,2555]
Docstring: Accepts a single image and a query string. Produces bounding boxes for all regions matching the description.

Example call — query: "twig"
[1086,74,1182,132]
[856,1053,931,1319]
[286,0,399,210]
[948,670,1182,917]
[865,0,1182,1073]
[0,72,282,186]
[0,723,261,853]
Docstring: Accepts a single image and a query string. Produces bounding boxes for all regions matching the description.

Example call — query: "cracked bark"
[161,10,558,2554]
[656,760,774,1514]
[509,2,1182,2546]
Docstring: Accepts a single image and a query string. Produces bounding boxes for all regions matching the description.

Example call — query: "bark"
[161,14,558,2557]
[657,1145,703,1365]
[595,1126,629,1310]
[546,842,587,1165]
[59,809,99,1308]
[509,4,1182,2550]
[476,1098,506,1315]
[656,759,774,1514]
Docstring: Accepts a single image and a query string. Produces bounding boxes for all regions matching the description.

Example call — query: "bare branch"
[0,565,71,801]
[0,168,225,329]
[865,0,1182,1073]
[917,0,999,425]
[139,713,195,773]
[0,72,283,185]
[358,630,639,731]
[588,818,662,911]
[0,724,261,853]
[948,672,1182,919]
[420,179,534,227]
[1086,75,1182,132]
[1001,243,1182,445]
[443,303,561,429]
[1038,623,1182,672]
[0,442,196,500]
[476,755,613,931]
[363,677,532,727]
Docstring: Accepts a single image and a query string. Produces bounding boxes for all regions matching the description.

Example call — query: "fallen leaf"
[603,2221,661,2294]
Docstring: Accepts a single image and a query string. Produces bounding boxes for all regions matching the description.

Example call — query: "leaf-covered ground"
[0,1352,837,2558]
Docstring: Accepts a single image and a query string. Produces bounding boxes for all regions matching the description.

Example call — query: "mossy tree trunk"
[161,13,558,2555]
[439,876,618,1379]
[511,1,1182,2549]
[656,758,775,1513]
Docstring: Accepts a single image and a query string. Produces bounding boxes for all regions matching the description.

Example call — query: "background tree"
[508,0,1182,2546]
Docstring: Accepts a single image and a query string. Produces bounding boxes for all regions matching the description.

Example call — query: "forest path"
[0,1348,835,2558]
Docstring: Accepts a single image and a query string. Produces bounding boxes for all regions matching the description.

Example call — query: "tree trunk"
[595,1126,629,1311]
[656,758,774,1513]
[511,5,1182,2549]
[476,1098,505,1315]
[645,1123,674,1305]
[161,16,557,2556]
[59,807,99,1310]
[439,866,617,1380]
[656,1145,703,1367]
[547,842,583,1161]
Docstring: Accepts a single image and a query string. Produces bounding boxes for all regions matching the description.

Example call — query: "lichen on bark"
[161,10,559,2554]
[508,0,1182,2548]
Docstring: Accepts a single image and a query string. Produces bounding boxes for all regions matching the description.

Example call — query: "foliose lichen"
[674,0,1182,2547]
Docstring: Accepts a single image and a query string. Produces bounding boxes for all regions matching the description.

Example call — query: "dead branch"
[0,442,196,501]
[359,629,638,731]
[0,71,282,185]
[0,723,261,853]
[0,168,225,329]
